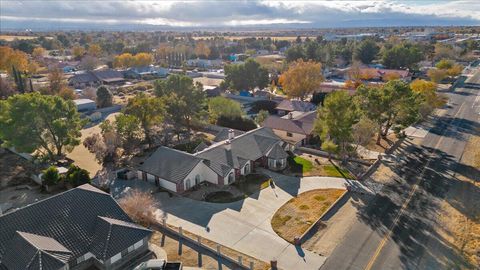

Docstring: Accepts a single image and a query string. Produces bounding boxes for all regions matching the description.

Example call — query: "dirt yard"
[0,149,52,210]
[67,113,119,177]
[365,133,399,154]
[271,189,346,243]
[435,133,480,266]
[151,229,270,270]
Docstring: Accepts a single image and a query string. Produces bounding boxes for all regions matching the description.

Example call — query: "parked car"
[134,259,183,270]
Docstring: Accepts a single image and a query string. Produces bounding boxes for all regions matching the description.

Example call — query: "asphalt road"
[321,68,480,270]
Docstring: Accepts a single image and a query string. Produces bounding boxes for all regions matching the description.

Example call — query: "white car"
[133,259,166,270]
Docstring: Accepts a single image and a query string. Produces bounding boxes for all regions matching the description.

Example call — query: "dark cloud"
[0,0,478,30]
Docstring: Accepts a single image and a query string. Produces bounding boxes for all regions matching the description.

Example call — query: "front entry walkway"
[148,170,365,270]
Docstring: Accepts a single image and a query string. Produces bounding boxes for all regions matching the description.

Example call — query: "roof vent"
[287,112,293,119]
[228,129,235,140]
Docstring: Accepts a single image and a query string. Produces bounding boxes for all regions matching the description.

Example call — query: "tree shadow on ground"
[350,138,477,269]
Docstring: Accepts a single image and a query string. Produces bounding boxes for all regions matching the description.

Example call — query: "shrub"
[42,166,59,186]
[65,164,90,187]
[250,100,277,114]
[119,189,159,227]
[217,116,257,131]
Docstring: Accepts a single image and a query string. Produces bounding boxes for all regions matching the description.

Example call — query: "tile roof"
[275,100,316,112]
[0,184,152,269]
[139,147,202,183]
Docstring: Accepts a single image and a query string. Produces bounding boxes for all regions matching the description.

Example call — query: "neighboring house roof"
[353,67,410,80]
[93,69,124,83]
[69,72,97,84]
[213,128,245,142]
[275,100,316,112]
[69,69,124,84]
[263,111,316,135]
[0,184,152,270]
[140,147,202,184]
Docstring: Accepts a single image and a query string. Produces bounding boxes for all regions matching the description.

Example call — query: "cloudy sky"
[1,0,479,30]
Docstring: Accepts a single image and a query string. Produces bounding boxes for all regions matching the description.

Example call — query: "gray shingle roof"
[0,184,152,270]
[196,127,283,172]
[213,128,245,142]
[275,100,316,112]
[140,147,202,183]
[262,111,316,135]
[266,144,289,159]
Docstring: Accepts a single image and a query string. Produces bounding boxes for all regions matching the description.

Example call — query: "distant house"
[73,98,96,112]
[186,58,223,69]
[0,184,152,270]
[124,66,168,79]
[69,69,125,88]
[340,67,412,82]
[137,127,288,193]
[263,111,317,147]
[275,99,317,116]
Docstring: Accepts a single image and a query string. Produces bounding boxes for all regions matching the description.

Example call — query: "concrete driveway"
[151,170,359,270]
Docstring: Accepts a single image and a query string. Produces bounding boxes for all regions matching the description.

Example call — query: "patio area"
[182,173,272,203]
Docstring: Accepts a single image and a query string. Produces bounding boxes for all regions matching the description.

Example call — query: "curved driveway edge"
[151,170,360,270]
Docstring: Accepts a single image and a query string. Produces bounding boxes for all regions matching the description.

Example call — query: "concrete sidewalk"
[150,170,359,270]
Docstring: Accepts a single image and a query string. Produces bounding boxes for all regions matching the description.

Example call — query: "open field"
[0,35,38,41]
[271,189,346,243]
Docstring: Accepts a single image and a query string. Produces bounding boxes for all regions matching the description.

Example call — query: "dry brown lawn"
[365,133,398,154]
[436,133,480,267]
[153,225,270,270]
[271,189,346,243]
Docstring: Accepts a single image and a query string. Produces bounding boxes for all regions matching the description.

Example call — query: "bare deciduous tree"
[119,190,160,227]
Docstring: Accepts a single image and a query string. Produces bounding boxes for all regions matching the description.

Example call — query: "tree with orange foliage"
[87,44,102,57]
[195,41,211,58]
[113,53,135,68]
[32,47,46,59]
[279,59,323,100]
[0,46,29,74]
[134,53,153,67]
[383,73,400,82]
[72,45,85,60]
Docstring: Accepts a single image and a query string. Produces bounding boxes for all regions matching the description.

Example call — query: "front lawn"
[287,156,355,179]
[271,189,346,243]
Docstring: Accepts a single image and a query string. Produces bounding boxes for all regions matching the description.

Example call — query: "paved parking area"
[147,170,364,270]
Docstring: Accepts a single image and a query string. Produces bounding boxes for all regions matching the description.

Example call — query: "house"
[137,127,288,193]
[124,66,168,79]
[69,69,125,88]
[275,99,317,116]
[73,98,96,112]
[262,111,317,147]
[0,184,152,270]
[186,58,223,69]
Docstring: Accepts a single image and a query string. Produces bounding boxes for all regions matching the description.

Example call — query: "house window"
[185,179,192,190]
[286,132,293,137]
[244,163,250,174]
[110,253,122,264]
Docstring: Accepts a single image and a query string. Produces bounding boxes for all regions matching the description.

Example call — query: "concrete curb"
[298,189,349,244]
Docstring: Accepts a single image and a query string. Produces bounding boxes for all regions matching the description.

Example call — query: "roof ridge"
[195,127,265,155]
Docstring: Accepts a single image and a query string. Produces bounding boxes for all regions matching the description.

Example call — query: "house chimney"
[287,112,293,119]
[228,129,235,140]
[225,140,231,151]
